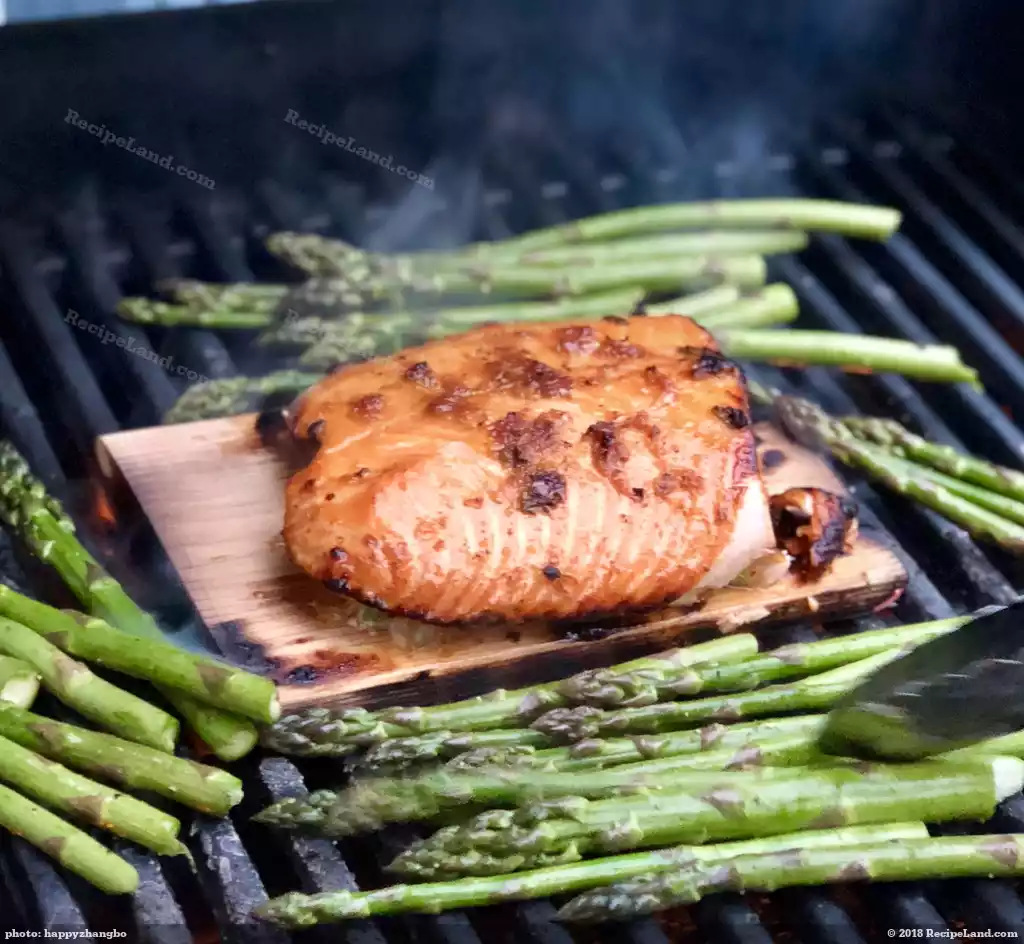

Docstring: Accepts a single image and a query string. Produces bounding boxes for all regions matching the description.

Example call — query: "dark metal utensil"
[819,601,1024,760]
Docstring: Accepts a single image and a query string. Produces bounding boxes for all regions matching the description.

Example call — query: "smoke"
[364,0,935,252]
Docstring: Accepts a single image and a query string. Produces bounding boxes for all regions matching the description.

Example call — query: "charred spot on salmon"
[585,421,629,477]
[520,470,567,514]
[761,448,786,470]
[351,394,385,419]
[324,577,349,593]
[644,365,675,397]
[404,361,439,389]
[690,349,736,379]
[602,315,629,325]
[713,405,750,429]
[654,469,703,496]
[490,356,572,399]
[426,385,471,415]
[306,418,326,441]
[491,411,567,467]
[353,467,371,479]
[329,547,348,562]
[556,325,600,355]
[542,564,562,580]
[599,338,646,358]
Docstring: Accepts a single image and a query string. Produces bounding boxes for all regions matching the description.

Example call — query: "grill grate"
[3,104,1024,942]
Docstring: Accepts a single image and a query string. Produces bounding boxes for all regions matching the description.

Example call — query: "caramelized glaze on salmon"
[285,314,774,624]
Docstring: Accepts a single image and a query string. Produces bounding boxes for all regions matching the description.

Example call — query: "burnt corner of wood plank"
[208,620,281,677]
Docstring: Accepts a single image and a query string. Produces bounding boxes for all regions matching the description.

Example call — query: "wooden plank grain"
[97,417,906,709]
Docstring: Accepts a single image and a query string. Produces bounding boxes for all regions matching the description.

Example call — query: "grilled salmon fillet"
[285,314,774,624]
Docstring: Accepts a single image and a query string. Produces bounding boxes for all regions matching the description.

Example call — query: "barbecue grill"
[3,1,1024,940]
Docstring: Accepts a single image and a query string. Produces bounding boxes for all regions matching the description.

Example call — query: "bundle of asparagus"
[559,831,1024,921]
[757,388,1024,554]
[255,822,928,927]
[261,617,965,761]
[0,439,279,759]
[0,440,275,891]
[110,196,983,424]
[255,754,1024,927]
[253,609,1024,928]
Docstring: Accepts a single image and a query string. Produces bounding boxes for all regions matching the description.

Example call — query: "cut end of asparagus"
[991,755,1024,802]
[0,674,40,710]
[195,719,260,763]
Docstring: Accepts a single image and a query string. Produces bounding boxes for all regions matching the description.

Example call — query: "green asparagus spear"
[117,297,274,328]
[0,439,261,760]
[690,284,799,330]
[0,617,178,752]
[718,329,979,385]
[559,832,1024,921]
[531,651,900,743]
[261,634,757,757]
[0,655,39,709]
[390,756,1022,879]
[0,586,280,724]
[0,783,139,895]
[515,231,808,266]
[359,728,552,773]
[845,416,1024,502]
[0,702,243,816]
[0,733,183,855]
[265,202,899,278]
[864,451,1024,526]
[559,617,964,708]
[497,200,902,250]
[456,715,826,774]
[257,730,822,837]
[166,255,767,316]
[293,290,654,369]
[645,284,741,316]
[254,823,927,927]
[259,286,645,348]
[164,371,323,425]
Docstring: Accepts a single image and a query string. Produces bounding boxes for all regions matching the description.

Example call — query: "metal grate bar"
[807,159,1024,423]
[832,120,1024,334]
[778,890,867,944]
[189,815,289,944]
[881,111,1024,282]
[255,758,389,944]
[115,842,192,944]
[793,227,1024,465]
[0,338,65,489]
[118,201,239,382]
[3,836,90,933]
[0,224,120,453]
[53,211,178,425]
[693,895,775,944]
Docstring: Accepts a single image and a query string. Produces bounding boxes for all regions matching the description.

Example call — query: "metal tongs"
[819,601,1024,760]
